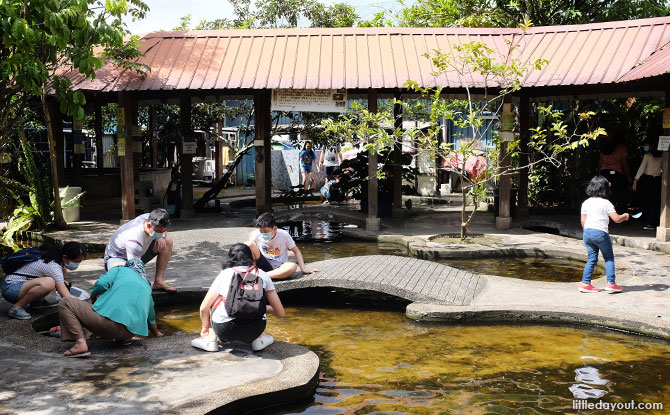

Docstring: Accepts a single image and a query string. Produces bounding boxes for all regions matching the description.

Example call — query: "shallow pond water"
[157,305,670,415]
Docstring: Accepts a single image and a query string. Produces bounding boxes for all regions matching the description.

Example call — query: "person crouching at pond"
[58,259,162,357]
[246,212,320,280]
[580,175,630,294]
[193,243,285,353]
[2,242,87,320]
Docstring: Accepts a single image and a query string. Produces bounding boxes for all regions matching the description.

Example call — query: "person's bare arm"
[318,150,325,169]
[609,212,630,223]
[265,290,285,318]
[199,287,220,336]
[55,282,70,298]
[290,246,319,274]
[581,214,587,229]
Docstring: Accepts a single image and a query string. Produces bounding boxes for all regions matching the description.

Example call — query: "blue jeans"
[582,228,615,284]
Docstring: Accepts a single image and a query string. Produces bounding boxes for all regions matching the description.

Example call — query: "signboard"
[72,119,82,131]
[663,109,670,129]
[183,141,197,154]
[500,111,515,131]
[500,131,515,142]
[117,138,126,156]
[131,125,142,137]
[116,107,125,125]
[658,135,670,151]
[132,141,142,152]
[271,89,347,113]
[117,125,127,138]
[74,143,85,154]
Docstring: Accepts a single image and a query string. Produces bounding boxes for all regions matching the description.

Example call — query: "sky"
[125,0,407,34]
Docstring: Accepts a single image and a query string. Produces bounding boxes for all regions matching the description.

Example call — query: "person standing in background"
[319,143,343,177]
[633,137,663,230]
[599,133,632,214]
[300,141,317,191]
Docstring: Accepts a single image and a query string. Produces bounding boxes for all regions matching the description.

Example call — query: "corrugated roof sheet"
[67,16,670,93]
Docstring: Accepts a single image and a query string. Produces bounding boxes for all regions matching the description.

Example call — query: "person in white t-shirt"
[579,175,630,293]
[319,143,343,177]
[193,243,285,352]
[246,212,320,280]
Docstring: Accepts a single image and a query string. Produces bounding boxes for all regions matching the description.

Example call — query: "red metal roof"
[67,16,670,93]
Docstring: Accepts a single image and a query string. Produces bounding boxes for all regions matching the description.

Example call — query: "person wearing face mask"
[2,242,87,320]
[103,208,175,292]
[246,212,320,280]
[633,138,663,230]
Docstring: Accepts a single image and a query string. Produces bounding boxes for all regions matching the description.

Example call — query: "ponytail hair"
[223,243,255,269]
[39,241,87,265]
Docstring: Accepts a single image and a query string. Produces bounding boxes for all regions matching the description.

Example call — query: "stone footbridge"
[276,255,485,305]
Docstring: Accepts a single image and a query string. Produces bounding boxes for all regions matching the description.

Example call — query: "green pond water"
[157,306,670,415]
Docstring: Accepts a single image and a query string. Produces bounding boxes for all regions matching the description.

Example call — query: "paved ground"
[2,196,670,414]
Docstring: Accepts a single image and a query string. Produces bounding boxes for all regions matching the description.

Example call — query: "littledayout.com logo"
[573,400,664,411]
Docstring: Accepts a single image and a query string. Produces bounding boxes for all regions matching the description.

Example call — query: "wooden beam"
[47,100,65,184]
[215,122,223,181]
[150,106,158,168]
[118,92,136,221]
[658,90,670,241]
[496,101,513,230]
[254,90,272,215]
[180,93,194,218]
[517,95,530,216]
[367,89,380,231]
[393,90,403,212]
[71,116,83,186]
[94,102,104,176]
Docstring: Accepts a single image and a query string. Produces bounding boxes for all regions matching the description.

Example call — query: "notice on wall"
[117,107,125,125]
[500,131,515,142]
[658,135,670,151]
[132,125,142,137]
[132,141,142,153]
[500,111,515,131]
[663,109,670,129]
[183,141,197,154]
[117,138,126,156]
[271,89,347,113]
[74,143,85,154]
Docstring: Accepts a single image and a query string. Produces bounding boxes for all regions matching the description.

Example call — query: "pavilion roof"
[65,16,670,95]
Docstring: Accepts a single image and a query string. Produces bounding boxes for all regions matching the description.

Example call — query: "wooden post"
[366,90,380,231]
[657,90,670,241]
[254,90,273,215]
[496,101,513,230]
[94,102,104,176]
[180,93,195,218]
[392,90,403,216]
[150,106,158,168]
[118,92,136,221]
[215,122,224,181]
[517,95,530,217]
[48,100,65,185]
[71,116,83,186]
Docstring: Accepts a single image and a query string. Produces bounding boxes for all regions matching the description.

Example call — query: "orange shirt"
[600,145,628,174]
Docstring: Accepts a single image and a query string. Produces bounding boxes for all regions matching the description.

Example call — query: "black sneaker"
[30,298,60,309]
[643,225,656,231]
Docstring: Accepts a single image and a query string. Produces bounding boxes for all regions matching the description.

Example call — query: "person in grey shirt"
[103,208,175,292]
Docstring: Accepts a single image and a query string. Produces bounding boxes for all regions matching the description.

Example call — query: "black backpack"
[223,266,267,320]
[1,248,43,277]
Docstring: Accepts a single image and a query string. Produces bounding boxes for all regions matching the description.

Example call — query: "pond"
[156,304,670,415]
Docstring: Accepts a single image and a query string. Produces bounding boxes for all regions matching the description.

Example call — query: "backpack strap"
[212,266,260,311]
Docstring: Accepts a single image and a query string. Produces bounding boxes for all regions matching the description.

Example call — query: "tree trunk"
[461,183,467,240]
[193,142,253,210]
[41,91,66,229]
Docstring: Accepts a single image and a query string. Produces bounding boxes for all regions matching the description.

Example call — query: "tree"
[0,0,148,229]
[324,29,604,239]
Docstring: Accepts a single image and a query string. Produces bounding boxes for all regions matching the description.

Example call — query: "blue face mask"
[65,262,79,271]
[151,231,164,240]
[643,146,650,152]
[261,232,273,241]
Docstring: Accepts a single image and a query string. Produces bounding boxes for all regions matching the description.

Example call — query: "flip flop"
[631,212,642,219]
[64,350,91,358]
[152,284,177,293]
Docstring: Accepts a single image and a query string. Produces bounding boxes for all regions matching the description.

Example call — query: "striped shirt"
[4,259,64,285]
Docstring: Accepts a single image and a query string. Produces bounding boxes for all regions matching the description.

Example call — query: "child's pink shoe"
[604,283,622,293]
[579,283,599,293]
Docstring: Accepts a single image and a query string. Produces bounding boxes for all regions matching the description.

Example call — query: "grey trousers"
[58,297,132,341]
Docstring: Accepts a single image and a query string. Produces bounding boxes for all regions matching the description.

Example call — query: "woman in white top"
[2,242,87,320]
[193,243,285,352]
[319,143,343,177]
[579,176,629,293]
[632,139,663,230]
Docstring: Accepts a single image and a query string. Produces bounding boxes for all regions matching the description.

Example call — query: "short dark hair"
[585,175,611,199]
[148,208,170,228]
[255,212,276,228]
[224,243,255,269]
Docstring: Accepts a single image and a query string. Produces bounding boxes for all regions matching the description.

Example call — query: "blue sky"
[125,0,407,33]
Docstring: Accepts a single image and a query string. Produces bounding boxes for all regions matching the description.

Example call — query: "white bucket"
[59,186,82,223]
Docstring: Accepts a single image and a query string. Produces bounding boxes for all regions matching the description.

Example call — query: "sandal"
[64,349,91,358]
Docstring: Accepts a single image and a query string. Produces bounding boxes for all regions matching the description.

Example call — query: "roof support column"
[94,101,104,176]
[496,101,513,230]
[47,100,65,185]
[180,93,195,218]
[150,106,158,168]
[392,90,403,216]
[366,90,380,231]
[118,91,136,221]
[254,89,272,215]
[71,115,83,186]
[215,122,224,181]
[517,95,530,217]
[657,90,670,241]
